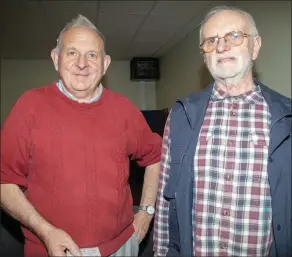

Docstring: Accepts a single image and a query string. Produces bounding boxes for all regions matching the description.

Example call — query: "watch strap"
[138,206,147,211]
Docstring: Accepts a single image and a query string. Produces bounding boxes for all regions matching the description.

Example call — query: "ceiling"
[1,0,229,60]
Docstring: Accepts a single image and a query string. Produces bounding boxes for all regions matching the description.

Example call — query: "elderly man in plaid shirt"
[153,5,291,257]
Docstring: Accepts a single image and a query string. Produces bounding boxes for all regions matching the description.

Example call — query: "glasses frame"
[199,31,252,53]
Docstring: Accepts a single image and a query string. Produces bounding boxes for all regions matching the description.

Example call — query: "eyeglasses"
[199,31,251,53]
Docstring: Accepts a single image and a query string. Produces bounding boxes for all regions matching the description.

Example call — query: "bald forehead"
[61,26,105,51]
[202,10,251,38]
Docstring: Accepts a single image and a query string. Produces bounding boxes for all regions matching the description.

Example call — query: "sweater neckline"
[50,81,107,110]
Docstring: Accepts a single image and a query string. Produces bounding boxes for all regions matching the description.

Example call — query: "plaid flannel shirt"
[154,85,273,256]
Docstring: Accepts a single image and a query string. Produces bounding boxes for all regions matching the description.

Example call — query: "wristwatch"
[138,205,155,215]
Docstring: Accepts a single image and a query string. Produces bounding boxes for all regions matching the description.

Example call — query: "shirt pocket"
[199,127,215,143]
[249,130,269,147]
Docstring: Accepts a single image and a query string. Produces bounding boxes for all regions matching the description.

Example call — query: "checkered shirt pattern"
[153,85,273,257]
[194,85,272,256]
[153,113,171,256]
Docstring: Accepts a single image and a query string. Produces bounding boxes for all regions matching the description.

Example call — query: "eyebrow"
[202,30,240,41]
[66,47,78,51]
[65,47,99,54]
[203,35,218,40]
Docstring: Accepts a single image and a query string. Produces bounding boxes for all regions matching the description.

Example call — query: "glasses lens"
[203,38,217,53]
[226,32,243,46]
[201,31,246,53]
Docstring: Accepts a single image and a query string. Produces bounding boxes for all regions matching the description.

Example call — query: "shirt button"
[225,174,232,181]
[228,141,233,146]
[220,243,227,249]
[222,209,228,216]
[231,111,236,116]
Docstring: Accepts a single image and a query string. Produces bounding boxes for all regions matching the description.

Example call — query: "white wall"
[104,61,156,110]
[1,60,156,123]
[156,1,291,109]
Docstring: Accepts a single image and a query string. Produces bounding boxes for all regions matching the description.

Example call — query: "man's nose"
[77,55,88,69]
[216,38,231,53]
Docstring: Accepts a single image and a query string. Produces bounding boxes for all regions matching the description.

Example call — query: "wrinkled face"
[51,26,111,96]
[202,10,261,81]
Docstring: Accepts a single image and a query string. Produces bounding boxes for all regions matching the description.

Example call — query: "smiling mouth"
[75,74,89,76]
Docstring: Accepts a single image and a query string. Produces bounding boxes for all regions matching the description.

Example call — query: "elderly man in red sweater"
[1,14,162,257]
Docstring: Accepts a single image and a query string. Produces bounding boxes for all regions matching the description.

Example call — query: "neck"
[214,72,255,96]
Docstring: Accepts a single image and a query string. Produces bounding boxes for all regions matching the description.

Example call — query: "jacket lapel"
[259,81,291,157]
[258,80,291,194]
[179,82,214,130]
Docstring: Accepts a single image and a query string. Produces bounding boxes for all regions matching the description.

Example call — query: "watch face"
[146,206,155,215]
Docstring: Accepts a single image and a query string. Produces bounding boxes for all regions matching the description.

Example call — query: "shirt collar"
[211,84,264,104]
[56,80,103,103]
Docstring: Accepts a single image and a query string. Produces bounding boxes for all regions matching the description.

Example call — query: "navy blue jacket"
[163,80,291,257]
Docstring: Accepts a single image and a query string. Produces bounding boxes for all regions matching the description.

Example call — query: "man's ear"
[103,54,111,75]
[51,48,59,71]
[252,36,262,61]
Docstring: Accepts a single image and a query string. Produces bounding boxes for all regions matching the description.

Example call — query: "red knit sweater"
[1,82,162,256]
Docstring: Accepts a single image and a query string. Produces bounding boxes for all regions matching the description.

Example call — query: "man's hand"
[42,227,82,257]
[133,211,153,244]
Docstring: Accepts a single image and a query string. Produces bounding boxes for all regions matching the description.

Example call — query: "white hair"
[199,5,259,45]
[56,14,106,55]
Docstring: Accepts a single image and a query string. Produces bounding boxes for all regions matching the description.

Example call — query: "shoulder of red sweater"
[18,82,56,98]
[13,82,56,108]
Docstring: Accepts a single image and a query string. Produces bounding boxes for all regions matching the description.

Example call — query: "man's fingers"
[65,242,82,257]
[50,248,67,257]
[136,230,145,243]
[67,248,82,257]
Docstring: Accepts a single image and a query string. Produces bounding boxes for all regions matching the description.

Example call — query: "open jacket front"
[163,79,292,257]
